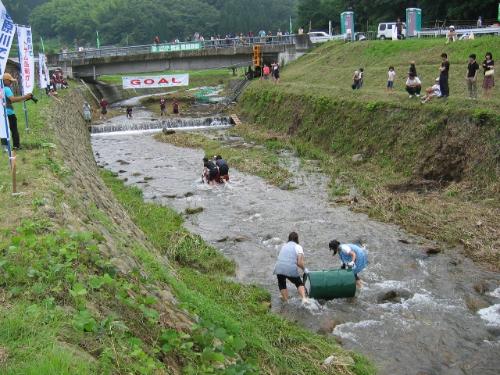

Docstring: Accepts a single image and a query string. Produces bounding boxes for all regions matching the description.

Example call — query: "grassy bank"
[0,88,374,373]
[238,38,499,269]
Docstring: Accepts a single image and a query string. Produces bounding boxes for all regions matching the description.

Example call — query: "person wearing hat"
[329,240,368,288]
[420,78,442,104]
[446,26,457,44]
[3,73,33,150]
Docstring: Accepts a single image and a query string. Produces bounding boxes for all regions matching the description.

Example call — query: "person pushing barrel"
[329,240,367,288]
[273,232,308,302]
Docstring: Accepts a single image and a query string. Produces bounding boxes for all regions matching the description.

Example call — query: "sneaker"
[409,95,413,98]
[416,94,420,97]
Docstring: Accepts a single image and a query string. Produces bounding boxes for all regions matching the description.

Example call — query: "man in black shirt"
[396,18,403,40]
[466,54,480,99]
[203,157,218,184]
[439,53,450,97]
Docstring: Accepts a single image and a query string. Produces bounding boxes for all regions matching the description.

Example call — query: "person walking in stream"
[273,232,308,303]
[329,240,368,288]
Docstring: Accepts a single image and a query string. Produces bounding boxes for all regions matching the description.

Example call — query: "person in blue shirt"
[329,239,368,288]
[3,73,33,149]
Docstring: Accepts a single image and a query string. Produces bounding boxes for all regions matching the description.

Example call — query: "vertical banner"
[17,26,35,94]
[0,3,17,141]
[38,52,48,89]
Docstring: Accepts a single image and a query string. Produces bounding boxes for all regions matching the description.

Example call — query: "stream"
[92,113,500,375]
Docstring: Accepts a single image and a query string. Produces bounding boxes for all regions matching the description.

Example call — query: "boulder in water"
[424,246,441,255]
[185,207,204,215]
[377,289,412,303]
[162,129,176,135]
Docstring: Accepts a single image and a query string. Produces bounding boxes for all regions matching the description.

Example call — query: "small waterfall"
[91,116,233,135]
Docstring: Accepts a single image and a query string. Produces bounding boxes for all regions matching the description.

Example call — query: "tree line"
[4,0,296,49]
[297,0,499,32]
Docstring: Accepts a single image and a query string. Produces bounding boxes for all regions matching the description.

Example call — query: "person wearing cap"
[3,73,33,150]
[329,240,368,288]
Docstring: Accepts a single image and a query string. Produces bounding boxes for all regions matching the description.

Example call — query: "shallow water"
[92,116,500,375]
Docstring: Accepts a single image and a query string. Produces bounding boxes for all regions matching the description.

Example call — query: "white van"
[308,31,334,43]
[377,22,407,39]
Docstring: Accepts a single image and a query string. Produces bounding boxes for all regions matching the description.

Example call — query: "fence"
[56,36,297,62]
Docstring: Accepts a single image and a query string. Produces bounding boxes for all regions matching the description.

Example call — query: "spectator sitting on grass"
[420,78,441,104]
[405,72,422,98]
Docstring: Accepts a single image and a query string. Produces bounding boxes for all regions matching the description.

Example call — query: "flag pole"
[16,26,30,132]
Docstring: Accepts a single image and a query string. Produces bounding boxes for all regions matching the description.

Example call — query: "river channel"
[91,113,500,375]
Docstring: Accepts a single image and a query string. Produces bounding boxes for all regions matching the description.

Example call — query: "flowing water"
[92,114,500,375]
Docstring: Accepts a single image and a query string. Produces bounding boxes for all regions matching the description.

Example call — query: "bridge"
[50,35,312,79]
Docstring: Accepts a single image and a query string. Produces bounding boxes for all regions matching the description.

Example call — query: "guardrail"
[417,26,500,38]
[56,35,297,62]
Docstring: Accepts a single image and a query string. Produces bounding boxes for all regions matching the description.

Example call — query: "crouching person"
[329,240,368,288]
[273,232,307,302]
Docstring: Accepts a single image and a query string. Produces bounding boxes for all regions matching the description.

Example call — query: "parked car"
[377,22,407,39]
[308,31,334,43]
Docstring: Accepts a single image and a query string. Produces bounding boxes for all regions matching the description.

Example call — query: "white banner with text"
[0,2,17,140]
[122,74,189,89]
[17,26,35,94]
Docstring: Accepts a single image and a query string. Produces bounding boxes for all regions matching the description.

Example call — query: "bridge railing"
[56,36,298,62]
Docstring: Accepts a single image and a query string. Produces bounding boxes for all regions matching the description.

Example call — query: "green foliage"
[19,0,296,47]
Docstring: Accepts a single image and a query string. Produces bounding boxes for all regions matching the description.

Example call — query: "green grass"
[282,37,500,112]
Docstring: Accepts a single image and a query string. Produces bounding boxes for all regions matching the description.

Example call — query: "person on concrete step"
[215,155,229,182]
[126,106,133,119]
[2,73,33,150]
[439,53,450,98]
[329,240,367,288]
[273,232,307,302]
[202,157,218,185]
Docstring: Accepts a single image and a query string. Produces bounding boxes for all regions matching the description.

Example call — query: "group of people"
[202,155,230,184]
[378,52,495,102]
[273,232,368,302]
[261,62,280,82]
[160,97,179,116]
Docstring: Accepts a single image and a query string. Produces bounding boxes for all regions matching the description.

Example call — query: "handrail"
[56,35,298,62]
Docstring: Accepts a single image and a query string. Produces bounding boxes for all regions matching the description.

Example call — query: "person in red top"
[99,98,108,120]
[262,64,271,80]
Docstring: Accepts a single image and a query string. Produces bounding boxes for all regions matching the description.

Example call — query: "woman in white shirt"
[405,72,422,98]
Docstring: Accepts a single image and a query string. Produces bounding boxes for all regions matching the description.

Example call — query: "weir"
[90,116,233,134]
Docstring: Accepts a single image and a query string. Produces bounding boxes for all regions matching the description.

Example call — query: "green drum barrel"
[304,269,356,299]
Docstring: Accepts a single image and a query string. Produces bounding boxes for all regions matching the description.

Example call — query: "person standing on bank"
[466,54,480,100]
[482,52,495,99]
[329,240,368,288]
[3,73,33,150]
[273,232,307,302]
[439,53,450,98]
